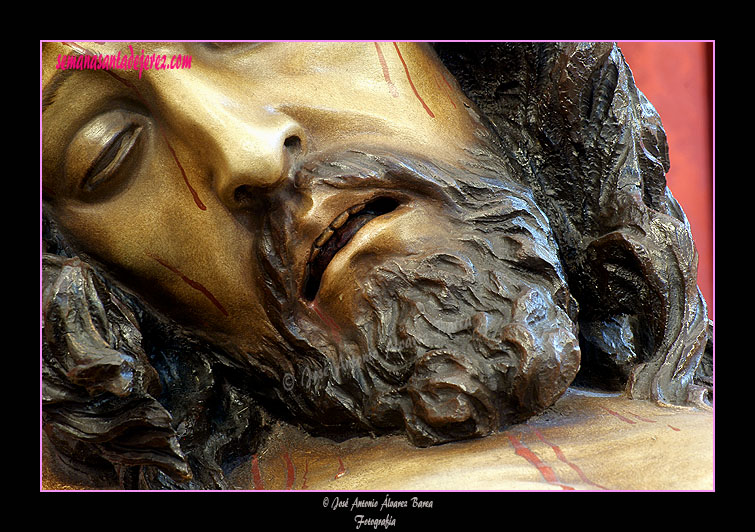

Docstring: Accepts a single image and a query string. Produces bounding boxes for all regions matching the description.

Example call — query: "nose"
[210,108,306,209]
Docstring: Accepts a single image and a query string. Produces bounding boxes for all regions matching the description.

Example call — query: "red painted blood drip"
[601,406,636,425]
[60,43,207,212]
[251,454,265,490]
[440,72,455,93]
[334,457,347,480]
[159,133,207,210]
[309,300,341,341]
[283,452,296,490]
[668,424,681,432]
[146,252,229,316]
[626,411,657,423]
[434,73,457,109]
[392,42,435,118]
[507,434,574,490]
[374,42,399,98]
[531,428,609,490]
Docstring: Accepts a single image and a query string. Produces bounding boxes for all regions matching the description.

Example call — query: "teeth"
[309,201,379,265]
[310,204,363,256]
[331,211,350,229]
[315,227,334,248]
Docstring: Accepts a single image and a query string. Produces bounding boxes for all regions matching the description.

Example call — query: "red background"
[617,42,714,319]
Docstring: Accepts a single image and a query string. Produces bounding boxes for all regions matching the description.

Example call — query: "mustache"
[295,148,465,201]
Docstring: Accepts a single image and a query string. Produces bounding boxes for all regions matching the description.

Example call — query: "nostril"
[284,135,302,154]
[233,184,257,206]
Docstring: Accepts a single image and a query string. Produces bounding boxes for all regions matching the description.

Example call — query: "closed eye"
[63,108,149,202]
[83,123,143,193]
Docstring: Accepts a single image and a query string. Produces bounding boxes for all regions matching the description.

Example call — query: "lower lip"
[307,203,409,302]
[303,197,402,301]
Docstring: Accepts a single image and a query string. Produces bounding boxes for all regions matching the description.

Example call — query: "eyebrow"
[42,43,103,113]
[42,66,79,113]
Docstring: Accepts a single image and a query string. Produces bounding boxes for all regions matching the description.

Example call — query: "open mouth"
[303,196,400,300]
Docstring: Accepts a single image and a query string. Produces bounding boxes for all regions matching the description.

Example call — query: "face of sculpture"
[43,42,581,444]
[43,41,492,349]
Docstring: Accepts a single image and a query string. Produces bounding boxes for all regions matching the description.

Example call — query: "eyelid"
[83,123,143,192]
[64,109,148,200]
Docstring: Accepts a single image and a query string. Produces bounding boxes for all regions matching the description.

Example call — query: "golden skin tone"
[42,42,490,358]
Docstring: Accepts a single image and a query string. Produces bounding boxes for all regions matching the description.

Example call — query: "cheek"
[53,167,265,341]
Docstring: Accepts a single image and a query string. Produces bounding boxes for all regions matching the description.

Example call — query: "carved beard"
[250,146,581,446]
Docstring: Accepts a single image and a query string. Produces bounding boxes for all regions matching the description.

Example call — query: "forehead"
[42,41,484,178]
[41,41,448,89]
[42,41,384,80]
[43,42,340,112]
